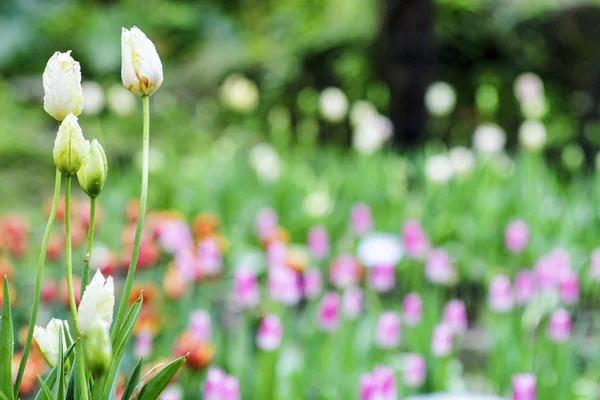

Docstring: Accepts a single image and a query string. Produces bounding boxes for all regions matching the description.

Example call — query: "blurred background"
[3,0,600,208]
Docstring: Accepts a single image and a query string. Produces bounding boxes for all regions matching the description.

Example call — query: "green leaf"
[121,358,143,400]
[101,293,143,400]
[0,390,9,400]
[36,377,56,400]
[0,277,14,400]
[34,343,75,400]
[66,365,75,400]
[56,330,65,399]
[137,356,187,400]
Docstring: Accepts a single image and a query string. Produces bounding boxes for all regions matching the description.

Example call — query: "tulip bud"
[43,51,84,121]
[402,293,422,327]
[33,319,70,367]
[374,312,401,349]
[512,373,536,400]
[85,321,112,376]
[53,113,87,176]
[77,139,108,198]
[77,270,114,335]
[317,292,340,332]
[121,26,163,96]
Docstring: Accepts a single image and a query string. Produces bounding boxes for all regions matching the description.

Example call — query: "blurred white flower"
[82,81,105,116]
[448,147,475,177]
[33,319,70,367]
[473,123,506,155]
[357,232,403,268]
[521,98,547,120]
[121,26,163,97]
[425,81,456,117]
[350,100,377,126]
[514,72,544,104]
[43,51,84,121]
[249,143,281,183]
[319,87,348,123]
[107,84,136,116]
[219,74,259,113]
[519,120,547,152]
[303,191,333,218]
[352,113,394,155]
[77,270,114,335]
[425,154,453,184]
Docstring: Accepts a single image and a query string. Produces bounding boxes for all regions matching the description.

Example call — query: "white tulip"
[121,26,163,96]
[77,270,115,335]
[473,123,506,155]
[33,319,70,367]
[519,119,547,152]
[425,154,453,184]
[425,81,456,117]
[43,51,84,121]
[319,87,348,123]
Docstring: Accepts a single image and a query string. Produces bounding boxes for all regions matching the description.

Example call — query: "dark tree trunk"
[381,0,435,147]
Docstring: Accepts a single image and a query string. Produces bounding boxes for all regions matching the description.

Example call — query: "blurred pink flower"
[359,366,397,400]
[134,329,153,359]
[317,292,341,332]
[329,254,361,288]
[351,203,373,236]
[401,220,430,259]
[255,207,278,241]
[558,269,579,305]
[515,270,536,305]
[590,248,600,282]
[431,323,454,357]
[303,267,322,300]
[175,246,200,281]
[268,266,301,306]
[307,225,329,260]
[256,314,282,351]
[368,264,395,293]
[188,310,211,341]
[157,219,192,255]
[266,241,287,268]
[402,354,426,388]
[402,293,422,327]
[198,237,222,275]
[548,308,570,343]
[159,385,182,400]
[504,220,529,254]
[375,312,401,349]
[342,286,363,319]
[203,368,239,400]
[512,373,536,400]
[488,274,514,313]
[425,249,456,285]
[443,299,467,334]
[233,267,259,307]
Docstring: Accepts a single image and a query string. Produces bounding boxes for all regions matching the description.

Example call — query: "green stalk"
[64,176,79,327]
[13,169,61,398]
[80,197,96,297]
[112,95,150,343]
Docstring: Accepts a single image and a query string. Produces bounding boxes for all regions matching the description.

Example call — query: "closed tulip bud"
[77,270,114,335]
[85,321,112,376]
[33,319,70,367]
[53,113,87,176]
[121,26,163,96]
[77,139,108,198]
[43,51,84,121]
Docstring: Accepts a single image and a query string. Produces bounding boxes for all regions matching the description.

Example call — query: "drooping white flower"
[356,232,403,268]
[249,143,281,183]
[121,26,163,96]
[43,50,84,121]
[82,81,105,116]
[448,147,475,177]
[319,87,348,123]
[519,119,547,152]
[77,270,115,335]
[425,154,453,184]
[425,81,456,117]
[33,319,70,367]
[219,74,259,113]
[473,123,506,155]
[352,113,394,155]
